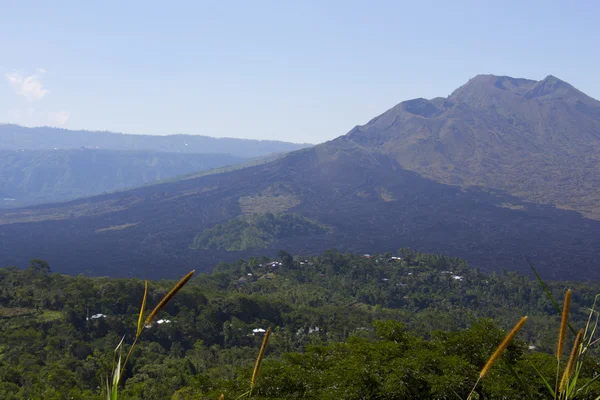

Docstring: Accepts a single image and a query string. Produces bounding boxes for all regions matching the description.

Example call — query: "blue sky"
[1,1,598,144]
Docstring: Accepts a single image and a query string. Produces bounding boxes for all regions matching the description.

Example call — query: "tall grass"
[559,329,583,393]
[467,316,528,400]
[233,327,272,400]
[557,289,571,359]
[526,263,600,400]
[105,270,195,400]
[462,264,600,400]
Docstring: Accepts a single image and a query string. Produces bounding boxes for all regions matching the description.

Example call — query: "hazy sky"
[1,1,598,144]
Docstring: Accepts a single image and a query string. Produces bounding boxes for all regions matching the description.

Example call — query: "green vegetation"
[0,149,245,208]
[191,213,328,251]
[1,249,600,399]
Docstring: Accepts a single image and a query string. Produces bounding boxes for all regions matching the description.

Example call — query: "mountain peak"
[523,75,583,101]
[541,74,562,83]
[444,74,598,109]
[449,74,536,103]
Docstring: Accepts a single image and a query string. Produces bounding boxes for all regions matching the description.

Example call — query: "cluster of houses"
[237,255,466,288]
[295,326,320,335]
[237,259,310,286]
[361,254,403,263]
[249,326,321,337]
[263,261,282,269]
[145,319,172,329]
[379,268,465,284]
[86,312,173,329]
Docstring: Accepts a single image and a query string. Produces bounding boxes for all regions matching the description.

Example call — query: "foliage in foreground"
[1,250,600,399]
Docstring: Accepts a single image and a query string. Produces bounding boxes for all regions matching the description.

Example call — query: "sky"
[1,1,598,144]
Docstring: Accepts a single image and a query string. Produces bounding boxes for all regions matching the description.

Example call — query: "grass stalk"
[480,316,528,378]
[136,280,148,337]
[555,289,572,399]
[144,270,195,326]
[528,258,576,335]
[106,270,195,395]
[250,327,272,396]
[559,329,583,394]
[557,289,571,359]
[467,316,527,400]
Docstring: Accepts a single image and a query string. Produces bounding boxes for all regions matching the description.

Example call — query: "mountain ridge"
[0,124,311,157]
[2,74,600,280]
[0,124,310,207]
[344,74,600,217]
[0,148,246,208]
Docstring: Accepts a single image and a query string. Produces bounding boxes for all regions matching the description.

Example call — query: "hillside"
[0,124,311,158]
[190,213,329,251]
[0,149,244,208]
[2,75,600,280]
[0,125,309,207]
[345,75,600,218]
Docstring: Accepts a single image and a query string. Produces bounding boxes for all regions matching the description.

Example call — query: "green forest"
[191,213,328,251]
[0,149,244,208]
[1,250,600,399]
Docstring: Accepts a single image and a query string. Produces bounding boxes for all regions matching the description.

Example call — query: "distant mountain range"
[1,75,599,280]
[0,125,310,207]
[0,149,245,208]
[0,124,311,157]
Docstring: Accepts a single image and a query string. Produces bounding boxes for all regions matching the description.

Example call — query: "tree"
[28,259,51,274]
[277,250,293,268]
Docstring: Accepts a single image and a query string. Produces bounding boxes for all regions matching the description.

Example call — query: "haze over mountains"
[1,75,600,280]
[0,125,310,207]
[0,124,311,157]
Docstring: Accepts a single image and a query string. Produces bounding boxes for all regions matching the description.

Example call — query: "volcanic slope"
[2,75,600,280]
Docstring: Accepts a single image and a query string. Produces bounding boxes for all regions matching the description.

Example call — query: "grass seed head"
[144,270,194,325]
[480,316,528,378]
[557,289,572,359]
[251,327,272,390]
[560,328,584,392]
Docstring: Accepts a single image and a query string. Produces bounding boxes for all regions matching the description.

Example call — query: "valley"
[0,125,309,208]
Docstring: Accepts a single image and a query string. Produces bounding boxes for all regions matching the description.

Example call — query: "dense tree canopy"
[191,213,328,251]
[1,249,599,399]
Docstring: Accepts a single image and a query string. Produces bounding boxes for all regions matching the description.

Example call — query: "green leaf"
[576,372,600,395]
[136,280,148,337]
[528,359,556,398]
[502,360,534,400]
[234,390,251,399]
[106,335,125,400]
[527,257,576,335]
